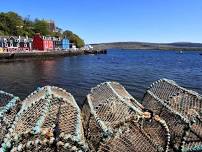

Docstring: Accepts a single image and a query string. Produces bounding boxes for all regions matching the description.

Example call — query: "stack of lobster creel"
[0,79,201,152]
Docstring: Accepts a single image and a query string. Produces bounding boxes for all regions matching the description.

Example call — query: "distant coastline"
[92,42,202,51]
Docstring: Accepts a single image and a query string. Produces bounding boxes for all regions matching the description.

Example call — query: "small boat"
[177,50,183,54]
[176,50,183,54]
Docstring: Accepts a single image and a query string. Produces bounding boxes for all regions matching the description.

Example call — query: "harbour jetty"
[0,49,107,61]
[0,79,201,152]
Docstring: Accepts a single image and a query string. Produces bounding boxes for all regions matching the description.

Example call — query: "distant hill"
[169,42,202,48]
[91,42,202,51]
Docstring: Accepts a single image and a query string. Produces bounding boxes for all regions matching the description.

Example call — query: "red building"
[33,33,53,51]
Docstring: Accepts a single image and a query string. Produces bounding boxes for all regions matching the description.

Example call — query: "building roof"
[0,36,32,42]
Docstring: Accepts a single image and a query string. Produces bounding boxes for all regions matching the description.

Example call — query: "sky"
[0,0,202,44]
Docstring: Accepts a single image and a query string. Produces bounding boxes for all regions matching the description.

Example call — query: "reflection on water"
[0,49,202,106]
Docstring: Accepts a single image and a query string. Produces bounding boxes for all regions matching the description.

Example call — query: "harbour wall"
[0,49,107,61]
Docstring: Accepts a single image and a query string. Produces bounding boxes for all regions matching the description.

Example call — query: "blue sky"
[0,0,202,43]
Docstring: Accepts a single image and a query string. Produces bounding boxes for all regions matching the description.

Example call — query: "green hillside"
[0,12,84,48]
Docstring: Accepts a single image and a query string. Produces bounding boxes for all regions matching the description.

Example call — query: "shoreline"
[0,49,107,61]
[120,48,202,51]
[95,47,202,51]
[92,42,202,51]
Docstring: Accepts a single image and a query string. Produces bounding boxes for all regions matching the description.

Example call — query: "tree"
[0,12,33,36]
[73,33,85,48]
[33,19,50,35]
[0,11,85,47]
[63,30,85,48]
[6,12,25,36]
[0,13,9,35]
[0,12,24,36]
[23,16,35,37]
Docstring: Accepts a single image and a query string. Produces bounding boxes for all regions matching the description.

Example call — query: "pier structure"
[0,49,107,61]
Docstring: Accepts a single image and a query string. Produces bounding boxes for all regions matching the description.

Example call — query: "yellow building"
[0,47,3,53]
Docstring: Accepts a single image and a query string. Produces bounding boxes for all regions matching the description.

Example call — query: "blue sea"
[0,49,202,106]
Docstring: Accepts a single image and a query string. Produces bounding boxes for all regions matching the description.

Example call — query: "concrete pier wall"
[0,49,107,60]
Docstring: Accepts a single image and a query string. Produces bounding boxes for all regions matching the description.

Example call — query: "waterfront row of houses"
[0,33,72,53]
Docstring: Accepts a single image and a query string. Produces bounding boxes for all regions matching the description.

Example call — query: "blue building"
[51,37,70,50]
[61,37,70,50]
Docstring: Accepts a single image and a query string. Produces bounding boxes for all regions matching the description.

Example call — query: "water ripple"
[0,49,202,105]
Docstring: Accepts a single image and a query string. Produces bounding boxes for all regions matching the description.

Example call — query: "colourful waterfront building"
[52,37,61,50]
[0,37,5,53]
[61,37,70,50]
[0,47,3,53]
[51,37,70,50]
[32,33,53,51]
[0,36,32,52]
[0,34,70,52]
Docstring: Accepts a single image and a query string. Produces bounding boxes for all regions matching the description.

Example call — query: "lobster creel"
[82,81,170,152]
[142,79,202,152]
[1,86,88,152]
[0,91,21,145]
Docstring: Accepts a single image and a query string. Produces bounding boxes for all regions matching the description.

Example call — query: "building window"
[24,44,27,47]
[10,43,13,47]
